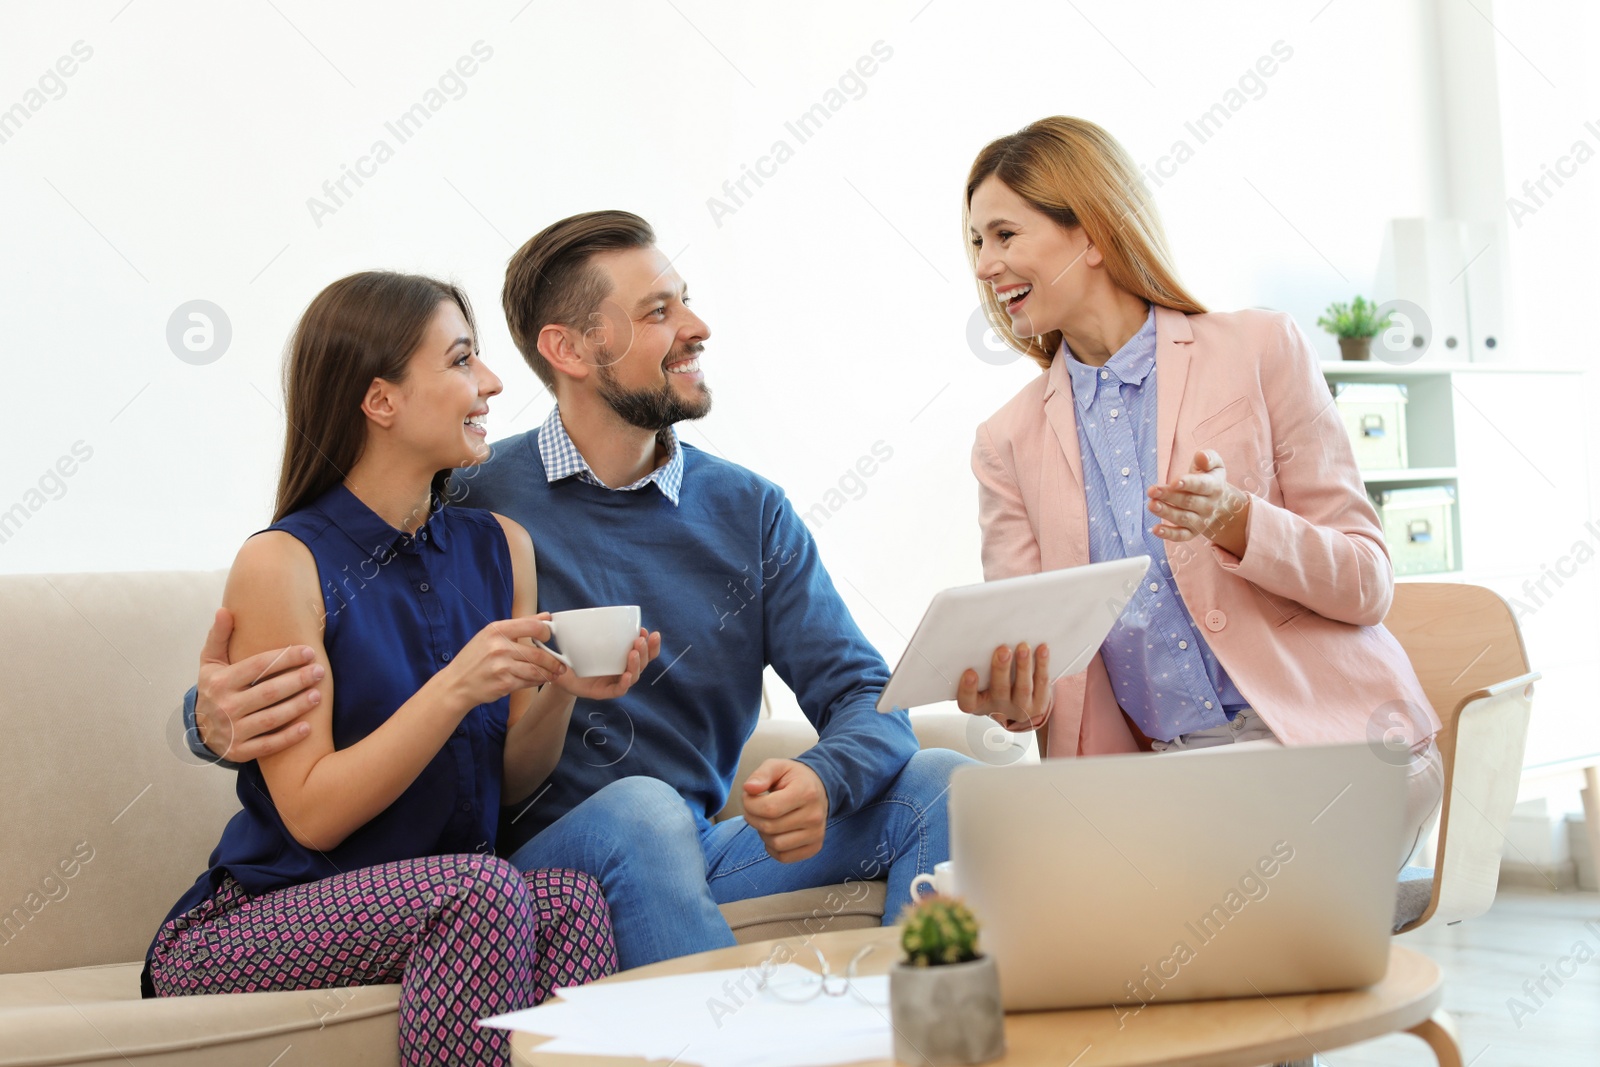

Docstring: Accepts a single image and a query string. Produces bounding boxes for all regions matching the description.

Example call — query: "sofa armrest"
[910,711,1035,765]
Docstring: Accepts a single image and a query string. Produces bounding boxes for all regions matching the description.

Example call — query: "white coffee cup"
[533,605,642,678]
[909,861,956,904]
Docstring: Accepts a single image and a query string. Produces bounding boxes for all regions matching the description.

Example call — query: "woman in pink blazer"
[954,116,1442,867]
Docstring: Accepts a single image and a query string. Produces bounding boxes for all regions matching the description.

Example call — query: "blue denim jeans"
[506,748,971,969]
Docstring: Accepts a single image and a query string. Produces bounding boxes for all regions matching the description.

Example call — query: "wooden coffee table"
[511,926,1463,1067]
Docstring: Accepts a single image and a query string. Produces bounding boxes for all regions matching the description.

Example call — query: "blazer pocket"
[1192,397,1256,442]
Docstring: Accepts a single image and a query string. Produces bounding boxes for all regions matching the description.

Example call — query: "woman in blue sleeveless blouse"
[143,272,658,1066]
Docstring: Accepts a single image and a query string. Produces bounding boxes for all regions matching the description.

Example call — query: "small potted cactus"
[1316,295,1394,361]
[889,898,1005,1066]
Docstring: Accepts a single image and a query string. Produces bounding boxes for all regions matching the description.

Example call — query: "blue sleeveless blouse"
[154,484,514,929]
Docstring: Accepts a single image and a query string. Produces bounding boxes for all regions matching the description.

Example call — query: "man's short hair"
[502,210,656,388]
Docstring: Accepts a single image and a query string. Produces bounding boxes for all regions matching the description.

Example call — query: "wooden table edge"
[511,927,1446,1067]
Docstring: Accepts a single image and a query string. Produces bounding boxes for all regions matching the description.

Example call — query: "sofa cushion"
[0,962,399,1067]
[719,882,888,945]
[0,571,240,977]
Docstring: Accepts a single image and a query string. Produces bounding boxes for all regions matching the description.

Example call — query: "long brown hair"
[274,271,477,523]
[964,116,1206,371]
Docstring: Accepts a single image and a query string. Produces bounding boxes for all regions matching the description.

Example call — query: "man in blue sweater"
[184,210,969,968]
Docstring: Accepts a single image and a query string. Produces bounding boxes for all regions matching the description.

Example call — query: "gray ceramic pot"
[888,955,1006,1066]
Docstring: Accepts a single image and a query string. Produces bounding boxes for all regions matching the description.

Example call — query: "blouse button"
[1204,610,1227,632]
[1121,467,1131,477]
[440,651,452,663]
[1148,582,1159,592]
[1100,370,1109,380]
[419,583,430,593]
[1178,640,1189,650]
[459,801,472,813]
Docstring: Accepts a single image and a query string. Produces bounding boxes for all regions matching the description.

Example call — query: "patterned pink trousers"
[148,854,617,1066]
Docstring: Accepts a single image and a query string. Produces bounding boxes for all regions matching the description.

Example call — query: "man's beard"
[594,345,713,431]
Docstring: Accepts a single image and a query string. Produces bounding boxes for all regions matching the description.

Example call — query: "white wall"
[0,0,1588,701]
[1476,0,1600,779]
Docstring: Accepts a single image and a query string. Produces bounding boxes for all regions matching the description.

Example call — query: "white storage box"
[1334,382,1409,471]
[1373,485,1457,575]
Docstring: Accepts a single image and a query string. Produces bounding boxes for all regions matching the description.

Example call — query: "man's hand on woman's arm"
[195,607,319,763]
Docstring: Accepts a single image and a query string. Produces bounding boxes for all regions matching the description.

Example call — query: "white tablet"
[876,556,1151,713]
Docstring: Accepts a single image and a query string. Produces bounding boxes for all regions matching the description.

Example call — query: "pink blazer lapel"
[1042,353,1083,488]
[1036,347,1088,489]
[1153,306,1196,485]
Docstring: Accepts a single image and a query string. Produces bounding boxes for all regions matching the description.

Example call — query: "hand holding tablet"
[955,640,1053,726]
[875,556,1150,714]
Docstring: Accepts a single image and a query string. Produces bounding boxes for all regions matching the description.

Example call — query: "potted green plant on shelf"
[1317,295,1394,361]
[889,897,1005,1067]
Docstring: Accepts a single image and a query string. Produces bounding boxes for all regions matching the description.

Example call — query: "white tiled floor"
[1328,887,1600,1066]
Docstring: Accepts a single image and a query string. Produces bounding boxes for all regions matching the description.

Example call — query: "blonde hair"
[964,116,1206,371]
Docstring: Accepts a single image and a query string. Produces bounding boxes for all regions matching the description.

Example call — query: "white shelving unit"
[1324,361,1466,578]
[1360,467,1459,485]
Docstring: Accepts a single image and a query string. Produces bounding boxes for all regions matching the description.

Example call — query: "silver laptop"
[950,744,1407,1012]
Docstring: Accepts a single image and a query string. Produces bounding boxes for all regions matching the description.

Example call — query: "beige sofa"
[0,570,1020,1066]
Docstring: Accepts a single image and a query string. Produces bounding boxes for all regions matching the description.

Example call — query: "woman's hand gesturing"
[1147,449,1251,557]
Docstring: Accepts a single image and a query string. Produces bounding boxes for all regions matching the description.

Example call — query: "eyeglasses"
[755,944,877,1003]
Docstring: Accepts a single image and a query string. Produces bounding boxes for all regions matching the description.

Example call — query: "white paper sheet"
[480,965,893,1067]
